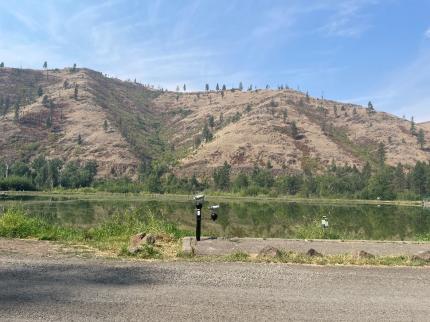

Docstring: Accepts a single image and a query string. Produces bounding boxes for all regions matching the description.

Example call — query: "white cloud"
[425,27,430,38]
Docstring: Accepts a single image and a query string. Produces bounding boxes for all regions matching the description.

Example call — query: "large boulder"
[412,250,430,261]
[258,246,281,257]
[127,233,157,254]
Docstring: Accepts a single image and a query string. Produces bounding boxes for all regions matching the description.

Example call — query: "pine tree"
[37,86,43,97]
[43,61,48,80]
[377,142,386,167]
[176,85,180,92]
[183,84,186,92]
[77,134,82,145]
[103,120,108,132]
[216,83,220,91]
[42,95,49,107]
[290,121,298,139]
[0,62,4,68]
[14,102,19,121]
[410,116,416,135]
[208,114,215,128]
[213,161,231,190]
[46,116,52,128]
[222,84,226,91]
[194,135,201,148]
[282,109,288,123]
[205,84,209,92]
[239,82,243,91]
[418,129,425,149]
[74,84,78,100]
[201,122,213,142]
[367,101,375,115]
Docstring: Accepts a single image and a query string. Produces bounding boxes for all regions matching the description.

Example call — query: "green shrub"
[0,209,44,238]
[0,176,35,191]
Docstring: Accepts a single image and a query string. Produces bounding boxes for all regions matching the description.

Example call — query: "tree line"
[3,154,430,200]
[0,156,97,190]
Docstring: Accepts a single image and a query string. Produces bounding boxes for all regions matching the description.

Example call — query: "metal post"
[196,206,202,241]
[194,194,204,242]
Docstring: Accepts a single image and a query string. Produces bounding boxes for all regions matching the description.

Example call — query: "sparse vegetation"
[201,122,213,142]
[0,208,186,258]
[74,83,79,100]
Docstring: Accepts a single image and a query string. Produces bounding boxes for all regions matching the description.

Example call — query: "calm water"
[1,195,430,240]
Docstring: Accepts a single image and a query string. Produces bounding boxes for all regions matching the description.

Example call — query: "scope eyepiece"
[194,194,205,209]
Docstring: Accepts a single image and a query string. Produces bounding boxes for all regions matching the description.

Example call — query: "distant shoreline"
[1,190,424,207]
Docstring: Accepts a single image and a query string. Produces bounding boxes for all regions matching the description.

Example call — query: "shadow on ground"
[0,260,168,305]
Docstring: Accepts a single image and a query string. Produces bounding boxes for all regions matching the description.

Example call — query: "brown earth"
[1,67,429,178]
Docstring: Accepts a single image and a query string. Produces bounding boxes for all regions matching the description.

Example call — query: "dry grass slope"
[1,67,429,178]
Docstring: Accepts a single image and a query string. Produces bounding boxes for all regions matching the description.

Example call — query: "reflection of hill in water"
[2,198,430,241]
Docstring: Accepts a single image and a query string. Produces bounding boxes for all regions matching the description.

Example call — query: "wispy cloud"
[425,27,430,39]
[317,0,380,37]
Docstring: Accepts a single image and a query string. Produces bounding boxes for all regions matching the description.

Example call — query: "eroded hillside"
[1,67,429,178]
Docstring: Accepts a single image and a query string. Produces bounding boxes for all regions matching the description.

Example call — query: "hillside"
[1,67,429,178]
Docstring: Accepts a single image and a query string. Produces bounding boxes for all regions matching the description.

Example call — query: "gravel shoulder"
[183,237,430,256]
[1,238,430,321]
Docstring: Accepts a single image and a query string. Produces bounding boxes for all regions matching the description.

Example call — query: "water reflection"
[1,196,429,240]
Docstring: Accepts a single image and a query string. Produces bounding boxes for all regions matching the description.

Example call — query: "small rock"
[412,250,430,261]
[354,250,375,259]
[258,246,280,257]
[306,248,322,257]
[128,233,146,253]
[143,233,156,245]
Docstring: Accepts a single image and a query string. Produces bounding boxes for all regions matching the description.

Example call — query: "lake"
[1,194,429,241]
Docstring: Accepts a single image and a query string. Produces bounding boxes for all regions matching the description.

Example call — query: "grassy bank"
[0,208,188,259]
[1,208,429,266]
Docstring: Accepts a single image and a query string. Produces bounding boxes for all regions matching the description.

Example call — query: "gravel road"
[1,255,429,321]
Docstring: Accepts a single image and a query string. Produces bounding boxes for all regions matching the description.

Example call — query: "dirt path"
[0,238,106,259]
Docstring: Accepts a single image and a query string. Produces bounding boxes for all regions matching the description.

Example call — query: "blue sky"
[0,0,429,120]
